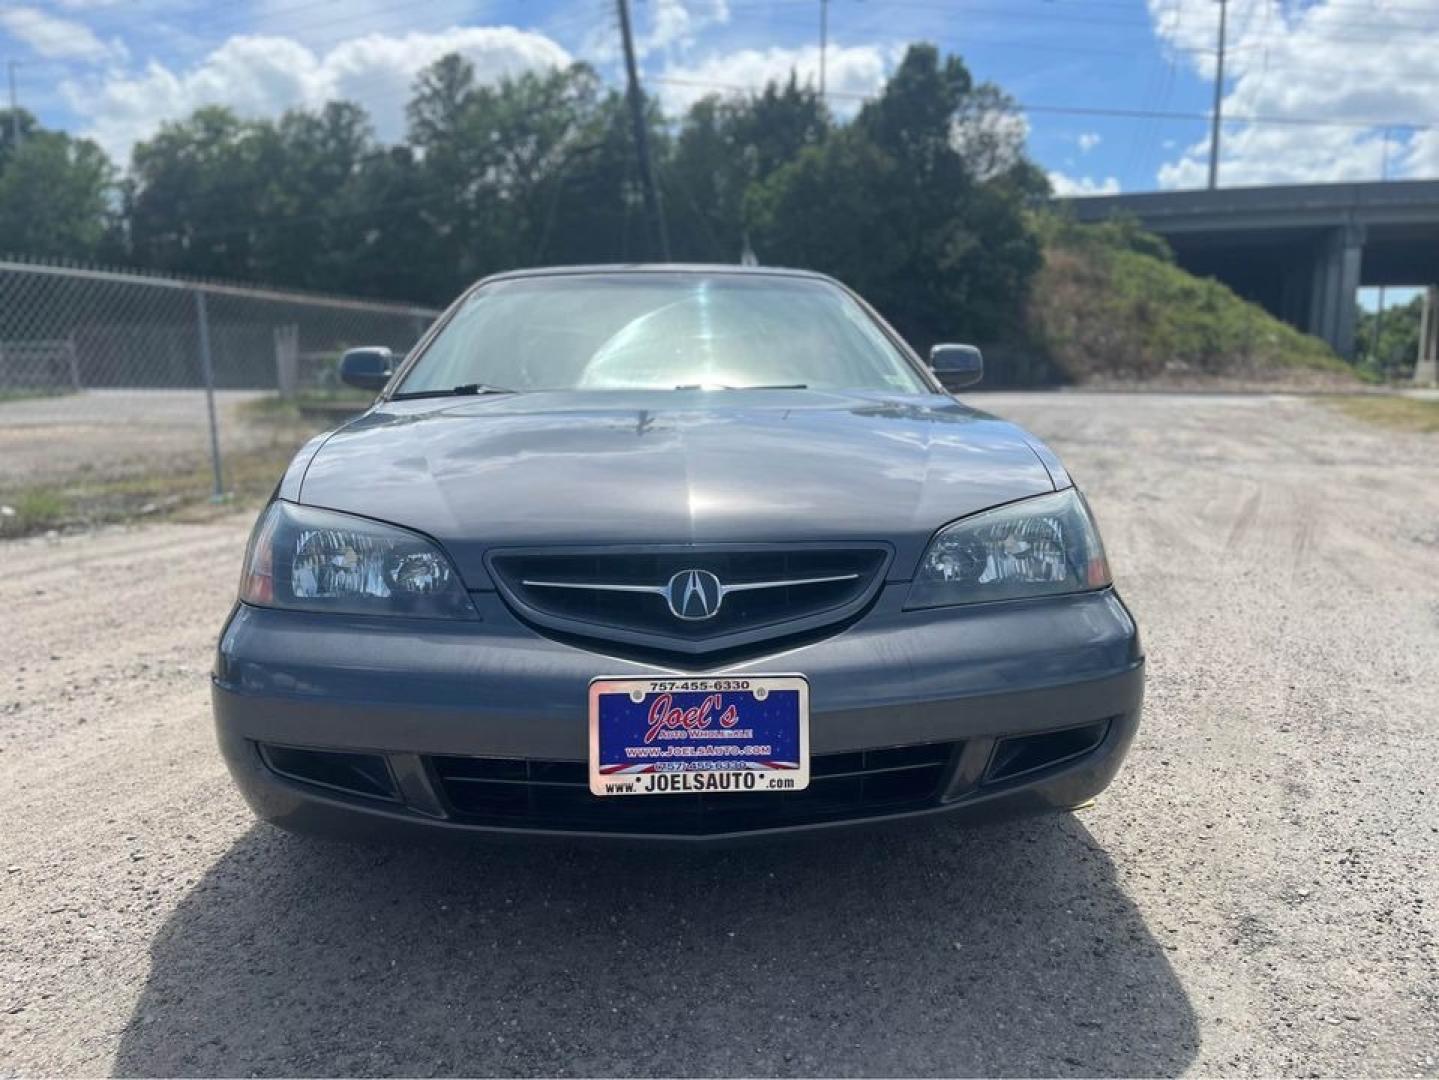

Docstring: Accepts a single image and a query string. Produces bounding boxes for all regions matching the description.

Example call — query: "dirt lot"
[1,392,1436,1076]
[0,389,269,489]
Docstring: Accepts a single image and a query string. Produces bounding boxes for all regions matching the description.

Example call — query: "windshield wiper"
[672,383,809,390]
[392,383,514,400]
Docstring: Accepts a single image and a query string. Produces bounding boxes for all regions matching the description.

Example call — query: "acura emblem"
[665,569,723,620]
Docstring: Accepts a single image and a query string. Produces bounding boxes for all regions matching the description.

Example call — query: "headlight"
[238,501,476,619]
[906,489,1111,609]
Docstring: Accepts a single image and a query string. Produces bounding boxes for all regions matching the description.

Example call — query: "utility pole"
[7,61,20,147]
[819,0,829,98]
[616,0,670,261]
[1207,0,1228,190]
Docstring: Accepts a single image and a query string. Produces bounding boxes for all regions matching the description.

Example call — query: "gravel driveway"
[1,392,1436,1077]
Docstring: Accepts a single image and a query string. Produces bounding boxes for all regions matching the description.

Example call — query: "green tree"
[0,109,116,259]
[406,56,635,292]
[126,101,410,294]
[748,44,1042,348]
[667,77,830,262]
[532,89,648,266]
[0,107,43,168]
[1356,295,1424,381]
[952,83,1049,198]
[21,38,1054,333]
[331,144,453,301]
[126,107,268,279]
[250,101,376,290]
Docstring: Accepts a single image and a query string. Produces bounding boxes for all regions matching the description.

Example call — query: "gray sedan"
[213,265,1143,841]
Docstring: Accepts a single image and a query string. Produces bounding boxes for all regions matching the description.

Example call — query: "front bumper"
[212,585,1144,843]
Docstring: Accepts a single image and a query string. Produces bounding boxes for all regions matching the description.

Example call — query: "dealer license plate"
[588,675,810,797]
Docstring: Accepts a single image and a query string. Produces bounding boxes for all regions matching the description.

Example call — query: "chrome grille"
[487,546,889,655]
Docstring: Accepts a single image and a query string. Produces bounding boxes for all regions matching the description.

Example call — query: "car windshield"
[394,272,929,394]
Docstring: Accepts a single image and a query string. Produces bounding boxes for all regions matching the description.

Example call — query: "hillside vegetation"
[1026,216,1360,388]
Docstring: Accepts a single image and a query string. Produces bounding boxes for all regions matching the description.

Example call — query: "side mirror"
[929,343,983,390]
[339,347,395,392]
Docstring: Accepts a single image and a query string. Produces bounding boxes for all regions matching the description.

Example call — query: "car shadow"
[112,815,1198,1077]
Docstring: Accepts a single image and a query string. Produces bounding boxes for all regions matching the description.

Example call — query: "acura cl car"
[213,265,1143,842]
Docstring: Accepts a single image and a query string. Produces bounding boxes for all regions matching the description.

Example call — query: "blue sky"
[2,0,1437,199]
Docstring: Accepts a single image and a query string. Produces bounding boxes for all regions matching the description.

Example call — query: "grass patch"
[240,390,373,422]
[1331,395,1439,433]
[0,488,68,533]
[0,387,73,404]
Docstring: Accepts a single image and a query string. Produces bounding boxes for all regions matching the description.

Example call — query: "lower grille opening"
[430,742,960,835]
[984,720,1110,784]
[259,744,398,801]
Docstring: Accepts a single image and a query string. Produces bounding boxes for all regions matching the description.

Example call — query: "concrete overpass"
[1060,180,1439,371]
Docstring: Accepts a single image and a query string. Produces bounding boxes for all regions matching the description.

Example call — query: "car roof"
[477,264,840,286]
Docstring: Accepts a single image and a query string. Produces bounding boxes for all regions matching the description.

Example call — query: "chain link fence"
[0,257,441,528]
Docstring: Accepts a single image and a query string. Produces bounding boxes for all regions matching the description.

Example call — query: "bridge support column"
[1280,262,1311,328]
[1306,224,1365,360]
[1416,287,1438,385]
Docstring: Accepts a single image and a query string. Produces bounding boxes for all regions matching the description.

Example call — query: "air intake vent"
[429,742,959,835]
[260,744,398,801]
[984,720,1110,784]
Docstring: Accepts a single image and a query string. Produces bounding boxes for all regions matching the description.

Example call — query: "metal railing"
[0,257,441,500]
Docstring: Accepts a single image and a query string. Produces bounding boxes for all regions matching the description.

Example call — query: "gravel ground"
[0,389,267,488]
[1,392,1436,1077]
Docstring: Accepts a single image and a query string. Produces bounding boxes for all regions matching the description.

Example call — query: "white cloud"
[582,0,730,62]
[250,0,476,45]
[61,26,572,161]
[1149,0,1439,188]
[0,5,121,61]
[657,43,898,117]
[1157,124,1391,189]
[1048,171,1120,197]
[1077,131,1101,153]
[643,0,730,54]
[954,101,1030,180]
[1395,127,1439,179]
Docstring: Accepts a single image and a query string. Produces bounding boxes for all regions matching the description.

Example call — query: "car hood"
[297,389,1061,588]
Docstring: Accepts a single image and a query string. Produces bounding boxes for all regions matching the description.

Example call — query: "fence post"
[194,289,225,500]
[66,333,81,391]
[274,324,299,399]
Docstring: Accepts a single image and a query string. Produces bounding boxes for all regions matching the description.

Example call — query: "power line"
[738,0,1439,57]
[725,8,1233,59]
[728,0,1439,37]
[648,75,1439,132]
[10,0,1439,77]
[32,0,1435,74]
[803,0,1439,17]
[2,0,1434,79]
